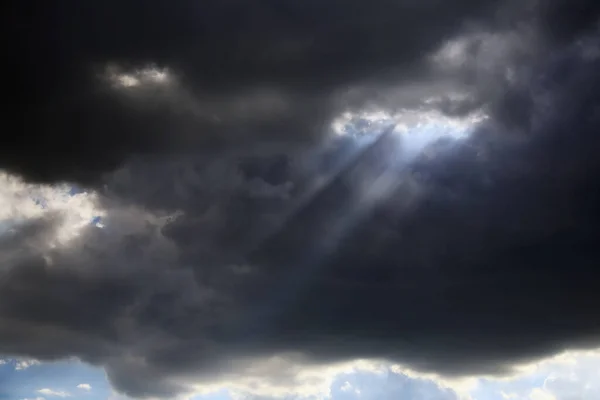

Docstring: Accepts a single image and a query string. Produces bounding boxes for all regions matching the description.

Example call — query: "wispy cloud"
[37,389,70,398]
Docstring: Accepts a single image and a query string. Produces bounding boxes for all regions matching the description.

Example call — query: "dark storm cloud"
[2,0,600,399]
[5,0,511,184]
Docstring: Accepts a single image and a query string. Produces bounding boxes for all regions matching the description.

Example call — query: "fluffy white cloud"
[76,383,92,391]
[16,359,41,370]
[0,172,105,249]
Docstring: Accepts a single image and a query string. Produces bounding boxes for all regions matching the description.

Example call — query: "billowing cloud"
[76,383,92,391]
[8,0,588,184]
[2,0,600,399]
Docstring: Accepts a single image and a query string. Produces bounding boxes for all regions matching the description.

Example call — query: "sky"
[2,350,600,400]
[2,1,600,399]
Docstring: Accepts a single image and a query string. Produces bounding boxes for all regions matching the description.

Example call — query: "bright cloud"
[15,359,41,370]
[331,108,485,138]
[179,349,600,400]
[76,383,92,391]
[37,389,71,397]
[104,65,173,89]
[0,172,105,248]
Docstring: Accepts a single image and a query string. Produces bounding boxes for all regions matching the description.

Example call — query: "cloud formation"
[37,389,70,398]
[2,0,600,398]
[5,0,547,184]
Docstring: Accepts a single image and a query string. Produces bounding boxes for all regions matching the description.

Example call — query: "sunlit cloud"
[331,108,486,155]
[104,65,173,89]
[0,172,105,249]
[16,359,42,371]
[170,349,600,400]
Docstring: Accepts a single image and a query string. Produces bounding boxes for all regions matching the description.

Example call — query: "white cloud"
[20,397,46,400]
[528,388,556,400]
[77,383,92,391]
[37,389,70,397]
[0,172,105,249]
[15,359,41,370]
[178,349,600,400]
[330,108,484,141]
[104,64,173,89]
[341,381,353,392]
[340,380,361,396]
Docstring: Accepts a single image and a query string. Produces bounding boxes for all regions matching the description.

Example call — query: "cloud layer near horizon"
[2,0,600,398]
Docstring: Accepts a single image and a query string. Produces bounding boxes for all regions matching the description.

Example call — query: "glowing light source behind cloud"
[332,108,485,139]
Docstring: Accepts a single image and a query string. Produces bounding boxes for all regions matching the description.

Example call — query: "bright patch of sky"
[0,358,109,400]
[330,108,486,163]
[1,351,599,400]
[331,108,484,139]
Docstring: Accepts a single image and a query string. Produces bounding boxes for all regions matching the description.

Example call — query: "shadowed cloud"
[2,0,600,398]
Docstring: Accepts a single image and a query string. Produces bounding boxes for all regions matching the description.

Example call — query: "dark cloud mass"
[2,0,600,398]
[6,0,507,183]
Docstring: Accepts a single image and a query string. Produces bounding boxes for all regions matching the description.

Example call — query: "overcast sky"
[2,1,600,399]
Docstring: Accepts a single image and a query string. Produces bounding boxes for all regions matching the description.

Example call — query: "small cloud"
[20,397,46,400]
[341,381,353,392]
[16,359,41,370]
[77,383,92,391]
[37,389,70,397]
[340,380,361,395]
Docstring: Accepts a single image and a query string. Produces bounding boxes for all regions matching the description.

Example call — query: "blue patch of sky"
[470,373,548,400]
[0,358,239,400]
[32,195,48,209]
[0,355,594,400]
[329,370,458,400]
[69,185,85,196]
[0,359,111,400]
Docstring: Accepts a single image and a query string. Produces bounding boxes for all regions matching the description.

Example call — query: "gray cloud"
[5,0,541,184]
[233,367,459,400]
[2,1,600,398]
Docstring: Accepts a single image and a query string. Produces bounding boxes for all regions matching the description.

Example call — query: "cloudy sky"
[2,1,600,399]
